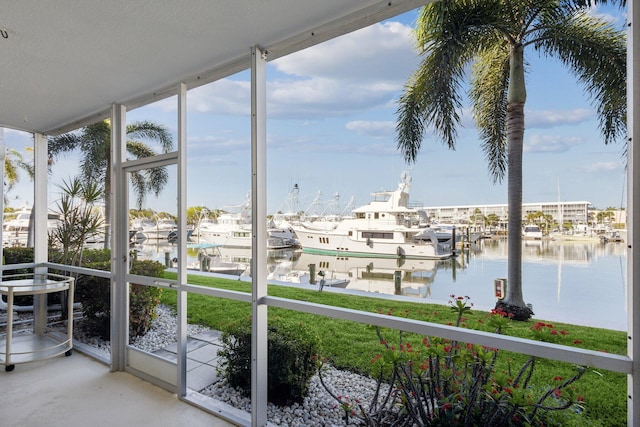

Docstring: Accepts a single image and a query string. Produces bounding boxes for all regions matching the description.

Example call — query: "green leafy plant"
[48,177,104,267]
[2,247,35,305]
[319,295,588,426]
[218,316,321,406]
[75,249,163,340]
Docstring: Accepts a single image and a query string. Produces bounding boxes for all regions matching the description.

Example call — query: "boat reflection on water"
[131,242,299,275]
[288,252,457,299]
[132,241,460,299]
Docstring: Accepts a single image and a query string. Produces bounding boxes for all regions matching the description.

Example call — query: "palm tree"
[48,120,174,248]
[5,147,34,194]
[396,0,626,320]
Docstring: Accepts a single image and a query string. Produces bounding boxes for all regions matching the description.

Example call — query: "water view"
[134,238,627,332]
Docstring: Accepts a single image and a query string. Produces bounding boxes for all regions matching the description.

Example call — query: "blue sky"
[3,4,628,216]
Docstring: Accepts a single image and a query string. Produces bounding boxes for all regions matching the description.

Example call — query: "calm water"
[135,238,628,331]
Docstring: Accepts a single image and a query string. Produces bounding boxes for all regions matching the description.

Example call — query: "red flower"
[554,376,563,381]
[572,340,583,345]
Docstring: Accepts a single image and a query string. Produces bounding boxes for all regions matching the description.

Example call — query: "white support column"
[176,82,188,397]
[628,2,640,425]
[250,45,268,427]
[33,132,48,333]
[32,133,48,261]
[111,104,129,371]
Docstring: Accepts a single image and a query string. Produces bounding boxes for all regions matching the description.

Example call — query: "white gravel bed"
[4,304,391,426]
[201,365,388,427]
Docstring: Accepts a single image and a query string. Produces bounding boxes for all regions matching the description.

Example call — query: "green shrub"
[218,317,321,406]
[2,247,36,305]
[75,249,164,340]
[3,246,35,267]
[129,260,165,337]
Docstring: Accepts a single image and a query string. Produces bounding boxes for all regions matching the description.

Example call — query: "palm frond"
[127,121,174,153]
[126,140,158,160]
[396,85,425,164]
[48,133,82,161]
[396,0,509,163]
[130,171,148,210]
[533,9,626,144]
[470,45,510,183]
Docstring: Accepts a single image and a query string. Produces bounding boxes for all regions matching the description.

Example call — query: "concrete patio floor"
[0,350,237,427]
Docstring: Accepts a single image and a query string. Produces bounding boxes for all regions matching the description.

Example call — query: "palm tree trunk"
[496,43,532,321]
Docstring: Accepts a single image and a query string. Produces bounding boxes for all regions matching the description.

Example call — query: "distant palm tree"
[5,147,33,195]
[49,120,174,248]
[396,0,626,319]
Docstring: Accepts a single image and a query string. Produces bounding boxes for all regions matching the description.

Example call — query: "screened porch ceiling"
[0,0,430,136]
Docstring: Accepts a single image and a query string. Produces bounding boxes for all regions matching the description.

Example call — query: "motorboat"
[3,206,32,236]
[291,173,452,260]
[522,224,543,240]
[134,217,178,241]
[195,198,299,249]
[3,206,61,247]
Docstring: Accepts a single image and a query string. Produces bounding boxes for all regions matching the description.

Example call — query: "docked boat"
[522,224,543,240]
[291,174,452,260]
[133,217,178,241]
[3,206,61,247]
[195,200,299,249]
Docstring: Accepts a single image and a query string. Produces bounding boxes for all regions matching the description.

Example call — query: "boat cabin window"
[356,213,365,219]
[374,213,379,219]
[362,231,393,239]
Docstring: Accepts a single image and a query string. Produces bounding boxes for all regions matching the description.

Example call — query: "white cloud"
[525,108,594,129]
[272,21,416,82]
[585,4,625,27]
[187,134,249,156]
[582,161,621,173]
[524,134,584,153]
[345,120,395,137]
[155,21,418,120]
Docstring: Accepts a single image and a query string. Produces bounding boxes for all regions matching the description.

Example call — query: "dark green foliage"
[3,246,35,267]
[75,249,164,340]
[129,260,165,337]
[218,317,321,406]
[2,247,36,305]
[75,260,111,339]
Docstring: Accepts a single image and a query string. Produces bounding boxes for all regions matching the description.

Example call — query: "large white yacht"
[291,173,452,260]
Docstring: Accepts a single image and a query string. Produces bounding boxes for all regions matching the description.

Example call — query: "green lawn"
[161,272,627,426]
